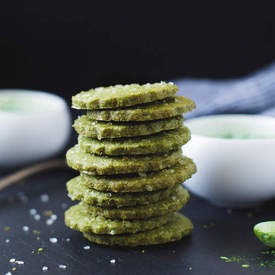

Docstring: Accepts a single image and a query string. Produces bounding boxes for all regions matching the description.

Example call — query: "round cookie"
[66,145,183,175]
[87,96,195,122]
[65,203,174,235]
[73,115,184,139]
[83,185,189,220]
[67,177,178,208]
[78,127,190,156]
[82,213,193,247]
[72,82,178,110]
[80,158,196,193]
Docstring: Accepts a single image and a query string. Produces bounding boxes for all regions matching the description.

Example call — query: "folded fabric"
[174,62,275,119]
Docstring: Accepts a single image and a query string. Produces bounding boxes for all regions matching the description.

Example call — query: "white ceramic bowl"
[0,89,71,168]
[183,115,275,208]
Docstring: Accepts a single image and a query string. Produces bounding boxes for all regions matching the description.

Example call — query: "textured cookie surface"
[87,96,195,121]
[73,115,184,139]
[72,82,178,110]
[80,158,196,193]
[83,213,193,247]
[78,126,190,156]
[83,185,189,220]
[66,145,183,175]
[67,177,177,208]
[65,203,174,235]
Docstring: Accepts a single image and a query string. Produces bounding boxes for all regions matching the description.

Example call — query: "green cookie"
[78,127,190,156]
[72,82,178,110]
[87,96,195,121]
[66,145,184,175]
[65,203,174,235]
[80,158,196,193]
[82,213,193,247]
[83,185,189,220]
[67,177,177,208]
[73,115,184,139]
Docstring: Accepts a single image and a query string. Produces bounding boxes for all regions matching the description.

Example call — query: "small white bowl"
[183,114,275,208]
[0,89,71,168]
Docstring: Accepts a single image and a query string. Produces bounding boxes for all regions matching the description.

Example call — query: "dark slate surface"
[0,168,275,275]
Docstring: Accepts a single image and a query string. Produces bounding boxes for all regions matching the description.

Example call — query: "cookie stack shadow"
[65,82,197,247]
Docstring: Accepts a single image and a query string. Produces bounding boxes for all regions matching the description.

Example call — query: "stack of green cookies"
[65,82,197,247]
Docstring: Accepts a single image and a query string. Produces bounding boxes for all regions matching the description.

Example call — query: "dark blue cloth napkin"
[174,62,275,119]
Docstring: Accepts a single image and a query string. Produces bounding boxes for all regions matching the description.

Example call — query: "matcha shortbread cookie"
[72,82,178,110]
[78,126,190,156]
[87,96,195,122]
[83,213,193,247]
[66,145,184,175]
[65,203,174,235]
[73,115,184,139]
[83,185,189,220]
[80,158,196,193]
[67,177,178,208]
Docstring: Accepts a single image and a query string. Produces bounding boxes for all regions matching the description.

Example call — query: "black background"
[0,1,275,103]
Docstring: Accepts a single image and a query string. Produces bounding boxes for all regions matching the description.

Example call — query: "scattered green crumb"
[202,222,215,230]
[220,252,275,269]
[258,260,275,268]
[38,247,44,252]
[4,226,11,231]
[261,250,275,255]
[33,229,40,235]
[261,249,275,257]
[228,256,247,263]
[43,210,53,217]
[220,256,248,263]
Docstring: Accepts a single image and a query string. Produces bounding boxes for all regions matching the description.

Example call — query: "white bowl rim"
[0,89,68,117]
[185,114,275,142]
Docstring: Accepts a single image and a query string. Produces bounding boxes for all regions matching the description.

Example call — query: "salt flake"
[40,194,49,203]
[49,237,58,243]
[110,259,116,264]
[58,264,67,270]
[22,226,29,232]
